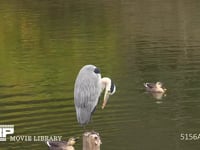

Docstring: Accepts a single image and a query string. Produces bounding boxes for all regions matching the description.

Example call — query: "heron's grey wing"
[74,70,101,125]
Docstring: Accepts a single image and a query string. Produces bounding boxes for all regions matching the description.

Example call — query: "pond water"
[1,0,200,150]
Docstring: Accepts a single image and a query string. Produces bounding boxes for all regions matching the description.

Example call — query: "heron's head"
[101,77,116,109]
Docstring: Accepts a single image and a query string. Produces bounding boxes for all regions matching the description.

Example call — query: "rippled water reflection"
[1,1,200,150]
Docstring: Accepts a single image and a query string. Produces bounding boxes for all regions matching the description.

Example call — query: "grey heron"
[74,65,116,126]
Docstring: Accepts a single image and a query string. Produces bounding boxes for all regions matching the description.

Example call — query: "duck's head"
[67,137,79,146]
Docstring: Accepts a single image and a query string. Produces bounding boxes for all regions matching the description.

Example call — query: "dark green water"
[1,0,200,149]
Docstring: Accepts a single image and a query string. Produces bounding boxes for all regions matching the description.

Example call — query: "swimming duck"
[46,137,79,150]
[144,82,166,93]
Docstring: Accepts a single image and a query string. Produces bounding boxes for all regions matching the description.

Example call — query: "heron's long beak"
[102,90,110,109]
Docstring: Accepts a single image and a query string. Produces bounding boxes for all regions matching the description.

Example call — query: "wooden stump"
[83,131,101,150]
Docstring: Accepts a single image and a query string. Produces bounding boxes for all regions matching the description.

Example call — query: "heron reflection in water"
[74,65,116,126]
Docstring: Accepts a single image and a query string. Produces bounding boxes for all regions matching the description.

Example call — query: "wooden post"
[83,131,101,150]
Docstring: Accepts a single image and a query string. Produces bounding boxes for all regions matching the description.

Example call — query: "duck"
[144,82,167,93]
[46,137,79,150]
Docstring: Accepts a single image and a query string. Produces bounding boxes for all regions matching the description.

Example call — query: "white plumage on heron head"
[101,77,116,109]
[74,65,116,126]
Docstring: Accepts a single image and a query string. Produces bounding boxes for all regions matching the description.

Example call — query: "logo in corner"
[0,125,14,141]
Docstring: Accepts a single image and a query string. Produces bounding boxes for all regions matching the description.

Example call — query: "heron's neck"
[101,77,111,91]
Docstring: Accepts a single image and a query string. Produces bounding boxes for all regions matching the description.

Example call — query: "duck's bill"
[102,90,110,109]
[74,137,79,141]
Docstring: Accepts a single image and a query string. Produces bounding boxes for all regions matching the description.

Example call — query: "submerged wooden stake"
[83,131,101,150]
